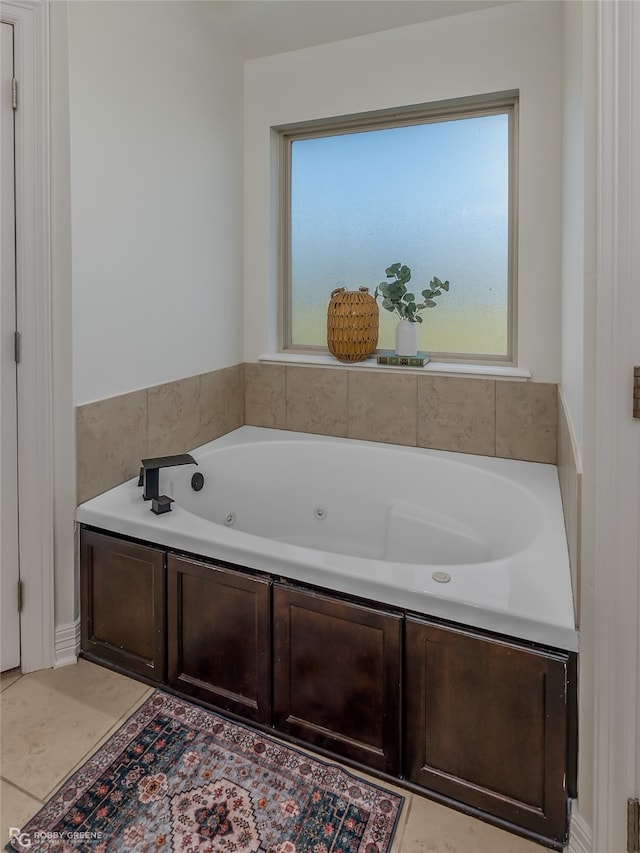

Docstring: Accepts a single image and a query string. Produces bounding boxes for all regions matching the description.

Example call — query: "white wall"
[244,0,564,381]
[561,1,597,457]
[561,2,585,452]
[69,1,245,405]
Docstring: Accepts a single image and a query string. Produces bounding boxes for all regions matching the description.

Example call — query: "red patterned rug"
[6,690,404,853]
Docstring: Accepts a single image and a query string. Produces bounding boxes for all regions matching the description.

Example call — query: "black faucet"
[140,454,198,512]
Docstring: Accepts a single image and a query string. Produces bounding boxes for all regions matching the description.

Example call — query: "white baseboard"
[568,809,592,853]
[54,618,80,668]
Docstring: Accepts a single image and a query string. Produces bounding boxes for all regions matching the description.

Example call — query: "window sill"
[258,352,531,380]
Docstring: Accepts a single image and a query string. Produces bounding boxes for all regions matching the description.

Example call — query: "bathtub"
[76,426,578,652]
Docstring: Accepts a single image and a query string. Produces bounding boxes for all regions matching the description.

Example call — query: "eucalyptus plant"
[375,262,450,323]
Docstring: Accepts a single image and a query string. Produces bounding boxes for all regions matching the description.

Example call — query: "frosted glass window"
[283,99,516,360]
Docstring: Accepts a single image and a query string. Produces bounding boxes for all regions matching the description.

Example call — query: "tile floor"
[1,660,544,852]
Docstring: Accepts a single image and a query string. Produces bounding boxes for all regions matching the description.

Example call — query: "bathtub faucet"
[140,453,198,512]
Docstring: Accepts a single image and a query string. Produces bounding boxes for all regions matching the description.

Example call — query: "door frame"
[0,0,54,673]
[1,18,20,671]
[591,1,640,851]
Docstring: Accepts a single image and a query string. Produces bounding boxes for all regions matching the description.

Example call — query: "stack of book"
[376,352,430,367]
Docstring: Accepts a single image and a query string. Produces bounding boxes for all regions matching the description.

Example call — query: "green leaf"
[381,264,450,314]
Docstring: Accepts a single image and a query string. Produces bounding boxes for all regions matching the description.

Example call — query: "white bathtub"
[76,426,578,651]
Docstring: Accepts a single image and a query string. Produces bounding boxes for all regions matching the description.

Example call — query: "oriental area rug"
[6,690,404,853]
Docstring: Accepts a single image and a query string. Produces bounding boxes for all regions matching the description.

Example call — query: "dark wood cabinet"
[79,526,576,848]
[167,554,271,724]
[273,583,402,775]
[80,530,166,682]
[404,616,571,844]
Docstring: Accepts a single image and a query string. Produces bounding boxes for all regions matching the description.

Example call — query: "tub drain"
[223,512,236,526]
[313,507,327,520]
[432,571,451,584]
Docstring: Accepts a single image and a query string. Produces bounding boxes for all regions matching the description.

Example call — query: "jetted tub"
[76,426,578,651]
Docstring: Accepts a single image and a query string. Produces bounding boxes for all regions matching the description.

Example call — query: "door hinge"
[634,367,640,419]
[17,580,23,614]
[628,798,640,853]
[14,331,21,364]
[11,77,17,110]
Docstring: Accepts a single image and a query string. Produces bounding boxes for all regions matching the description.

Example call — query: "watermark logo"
[8,829,30,849]
[9,828,104,848]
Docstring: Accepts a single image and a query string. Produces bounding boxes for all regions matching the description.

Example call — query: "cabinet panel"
[80,527,575,848]
[273,584,402,774]
[80,530,166,681]
[405,616,570,843]
[168,555,271,724]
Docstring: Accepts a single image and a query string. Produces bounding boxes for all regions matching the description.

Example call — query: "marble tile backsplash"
[348,371,418,446]
[417,376,495,456]
[76,389,149,506]
[76,362,560,506]
[495,380,558,463]
[76,365,244,505]
[286,366,348,437]
[245,362,558,463]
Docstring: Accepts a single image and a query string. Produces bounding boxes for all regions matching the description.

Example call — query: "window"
[279,94,518,362]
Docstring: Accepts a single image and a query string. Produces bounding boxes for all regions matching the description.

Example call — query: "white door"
[0,20,20,672]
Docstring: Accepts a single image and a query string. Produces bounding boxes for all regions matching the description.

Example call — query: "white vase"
[395,319,418,357]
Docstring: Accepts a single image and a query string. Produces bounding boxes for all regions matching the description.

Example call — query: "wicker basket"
[327,287,379,363]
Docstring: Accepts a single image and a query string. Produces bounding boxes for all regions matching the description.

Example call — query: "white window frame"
[278,92,519,365]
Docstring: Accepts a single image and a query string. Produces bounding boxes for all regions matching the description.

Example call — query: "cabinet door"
[80,529,166,682]
[168,555,271,724]
[273,583,402,774]
[405,616,570,844]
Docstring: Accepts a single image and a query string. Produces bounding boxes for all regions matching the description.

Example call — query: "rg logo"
[8,828,31,848]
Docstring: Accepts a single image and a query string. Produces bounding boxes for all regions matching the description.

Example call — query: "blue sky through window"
[290,112,510,355]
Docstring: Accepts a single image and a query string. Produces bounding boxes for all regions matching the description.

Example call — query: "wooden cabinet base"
[273,583,402,775]
[80,530,166,682]
[405,616,571,844]
[79,526,575,849]
[167,555,271,724]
